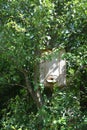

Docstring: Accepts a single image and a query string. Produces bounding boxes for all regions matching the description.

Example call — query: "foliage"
[1,88,87,130]
[1,93,37,130]
[0,0,87,130]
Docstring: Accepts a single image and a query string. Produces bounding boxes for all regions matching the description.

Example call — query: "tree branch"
[20,68,43,109]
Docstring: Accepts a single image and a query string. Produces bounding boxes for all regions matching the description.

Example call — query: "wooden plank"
[40,49,66,88]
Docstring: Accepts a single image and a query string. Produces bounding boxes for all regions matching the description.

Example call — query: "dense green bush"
[0,0,87,129]
[1,88,86,130]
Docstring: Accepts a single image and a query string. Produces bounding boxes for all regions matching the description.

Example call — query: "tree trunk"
[22,69,43,109]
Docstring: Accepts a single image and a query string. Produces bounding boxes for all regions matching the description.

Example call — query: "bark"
[21,69,43,109]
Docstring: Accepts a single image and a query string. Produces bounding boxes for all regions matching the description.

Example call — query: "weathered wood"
[40,49,66,88]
